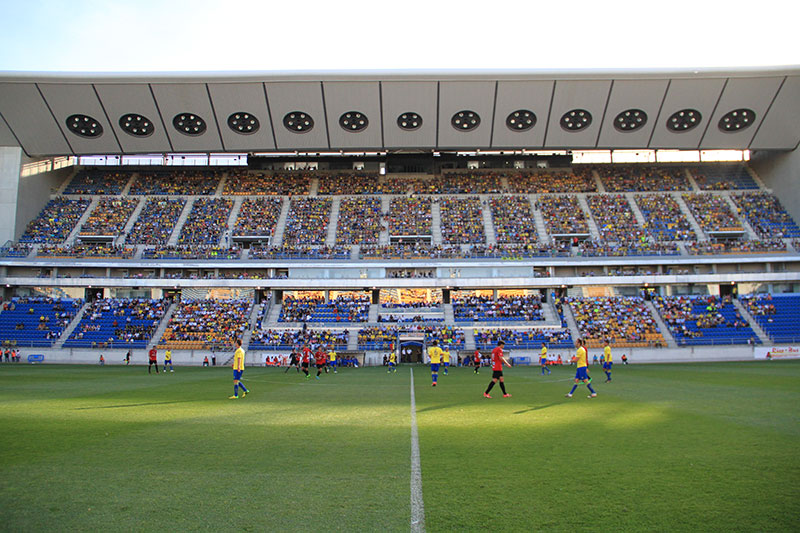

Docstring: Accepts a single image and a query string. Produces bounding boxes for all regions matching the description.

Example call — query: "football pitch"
[1,360,798,532]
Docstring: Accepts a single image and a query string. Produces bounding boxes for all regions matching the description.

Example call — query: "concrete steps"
[120,197,146,244]
[241,303,262,350]
[480,195,497,245]
[65,197,99,245]
[722,193,759,240]
[644,300,677,348]
[148,302,177,349]
[431,200,443,245]
[675,193,707,241]
[55,301,91,348]
[271,198,291,246]
[167,197,195,246]
[626,193,647,228]
[222,196,244,246]
[732,299,771,345]
[577,194,601,240]
[530,196,550,243]
[326,197,341,247]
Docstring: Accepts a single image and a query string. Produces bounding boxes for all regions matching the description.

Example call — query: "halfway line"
[410,367,426,532]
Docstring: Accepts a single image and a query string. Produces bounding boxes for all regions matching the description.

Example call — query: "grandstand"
[0,68,798,365]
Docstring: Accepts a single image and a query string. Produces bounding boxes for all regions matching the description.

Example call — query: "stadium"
[1,17,799,532]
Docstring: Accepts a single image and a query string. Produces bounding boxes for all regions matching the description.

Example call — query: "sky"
[0,0,797,73]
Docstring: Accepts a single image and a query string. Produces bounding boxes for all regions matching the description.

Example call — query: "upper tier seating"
[282,198,332,246]
[682,194,744,234]
[177,198,233,245]
[653,295,759,346]
[317,173,397,195]
[64,298,167,348]
[19,197,91,244]
[490,196,538,244]
[79,198,138,237]
[223,172,309,196]
[587,194,644,242]
[690,164,758,190]
[732,192,800,239]
[64,170,130,195]
[740,293,800,344]
[410,174,503,194]
[387,197,432,237]
[336,197,382,245]
[233,198,283,238]
[536,195,590,236]
[506,169,597,193]
[440,196,485,244]
[129,170,221,195]
[596,165,690,192]
[0,297,83,347]
[636,194,696,241]
[126,198,186,245]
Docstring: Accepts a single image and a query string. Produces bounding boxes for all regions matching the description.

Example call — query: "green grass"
[1,361,798,532]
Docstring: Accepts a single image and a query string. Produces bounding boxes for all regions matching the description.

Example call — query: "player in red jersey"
[314,346,327,380]
[483,340,512,398]
[148,347,159,374]
[300,344,311,380]
[473,349,481,374]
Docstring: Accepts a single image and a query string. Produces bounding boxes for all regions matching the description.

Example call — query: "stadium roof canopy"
[1,67,799,158]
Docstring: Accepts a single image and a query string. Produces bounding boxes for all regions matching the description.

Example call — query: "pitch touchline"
[410,368,426,533]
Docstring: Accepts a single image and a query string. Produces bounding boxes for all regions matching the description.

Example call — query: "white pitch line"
[410,368,426,533]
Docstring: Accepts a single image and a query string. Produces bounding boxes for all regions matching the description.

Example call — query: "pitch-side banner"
[754,346,800,359]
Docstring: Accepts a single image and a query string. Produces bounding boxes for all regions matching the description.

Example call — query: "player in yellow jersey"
[328,346,337,374]
[229,339,249,399]
[163,349,174,373]
[540,343,551,375]
[387,350,397,373]
[603,340,612,383]
[565,339,597,399]
[442,345,451,375]
[428,340,443,387]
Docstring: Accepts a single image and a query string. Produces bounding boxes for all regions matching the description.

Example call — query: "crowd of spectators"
[178,198,233,245]
[129,170,221,196]
[387,269,435,278]
[731,192,800,239]
[691,164,758,190]
[20,197,91,244]
[636,194,695,241]
[250,328,349,350]
[653,294,755,345]
[597,165,690,192]
[233,198,283,237]
[411,174,503,194]
[387,197,432,236]
[682,194,743,233]
[507,169,597,193]
[453,293,544,322]
[125,198,186,245]
[0,297,84,347]
[158,299,251,349]
[79,198,138,237]
[358,324,464,349]
[577,240,679,257]
[37,244,135,259]
[686,239,787,255]
[279,294,370,323]
[282,198,332,245]
[536,195,590,236]
[65,298,167,347]
[336,197,383,245]
[474,328,572,349]
[249,245,350,260]
[440,196,485,244]
[587,194,644,242]
[64,170,131,195]
[222,171,310,196]
[467,243,571,258]
[0,243,32,258]
[378,314,443,323]
[142,245,242,260]
[317,173,388,195]
[568,296,664,347]
[358,326,400,349]
[360,243,456,260]
[740,293,776,318]
[490,196,538,244]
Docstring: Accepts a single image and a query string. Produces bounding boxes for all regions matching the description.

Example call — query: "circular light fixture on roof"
[339,111,369,132]
[397,112,422,131]
[172,113,207,136]
[118,114,154,137]
[283,111,314,133]
[613,109,648,132]
[227,112,260,135]
[666,109,702,132]
[451,110,480,131]
[66,114,103,138]
[718,108,756,133]
[560,109,592,131]
[506,109,536,132]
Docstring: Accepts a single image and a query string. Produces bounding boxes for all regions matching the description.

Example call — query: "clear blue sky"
[0,0,797,73]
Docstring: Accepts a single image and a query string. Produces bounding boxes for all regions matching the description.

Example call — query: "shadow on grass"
[513,402,560,415]
[73,399,202,410]
[416,403,460,413]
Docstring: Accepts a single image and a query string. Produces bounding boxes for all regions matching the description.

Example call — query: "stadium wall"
[14,163,72,241]
[751,148,800,225]
[0,147,22,244]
